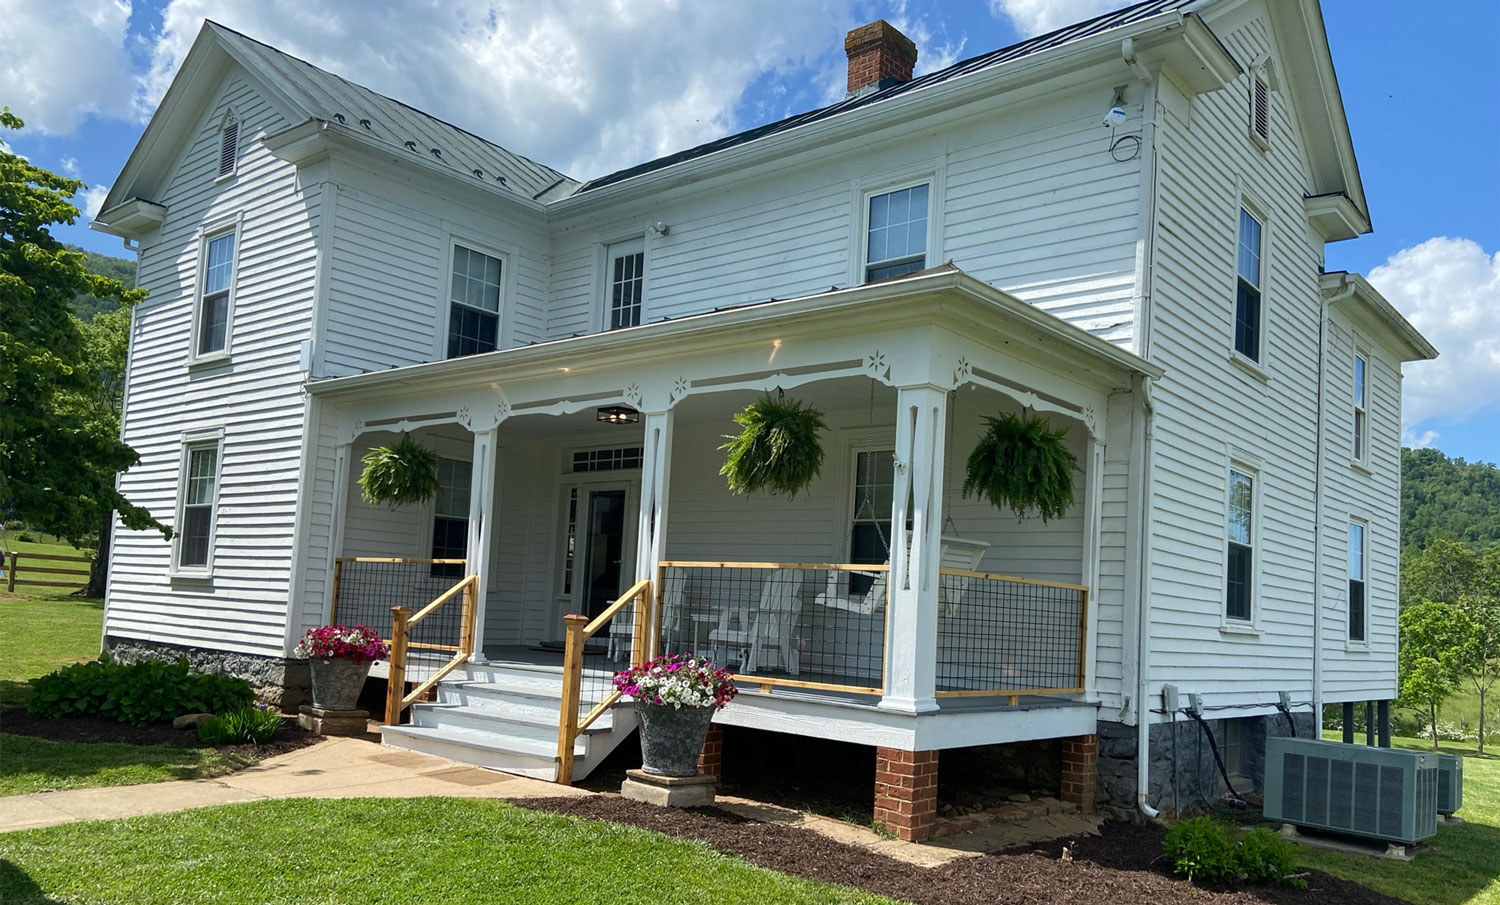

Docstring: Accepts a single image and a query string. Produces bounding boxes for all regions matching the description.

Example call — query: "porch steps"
[379,659,636,783]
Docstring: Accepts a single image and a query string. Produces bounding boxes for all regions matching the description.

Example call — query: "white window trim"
[169,428,225,578]
[849,163,944,287]
[1220,454,1263,634]
[1229,196,1270,375]
[435,233,514,360]
[1351,346,1371,470]
[214,109,241,184]
[600,235,648,332]
[549,473,640,611]
[1346,515,1370,649]
[427,454,475,568]
[188,214,243,366]
[831,428,897,563]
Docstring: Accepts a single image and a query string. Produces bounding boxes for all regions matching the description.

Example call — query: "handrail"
[384,573,479,725]
[336,556,466,564]
[937,566,1089,592]
[555,578,653,785]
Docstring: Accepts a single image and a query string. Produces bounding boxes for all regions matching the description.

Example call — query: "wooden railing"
[934,568,1088,704]
[555,577,653,785]
[4,551,91,593]
[383,573,479,726]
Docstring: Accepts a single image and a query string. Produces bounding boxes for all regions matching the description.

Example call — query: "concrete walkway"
[0,735,589,833]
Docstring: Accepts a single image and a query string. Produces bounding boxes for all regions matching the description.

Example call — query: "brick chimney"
[844,20,918,98]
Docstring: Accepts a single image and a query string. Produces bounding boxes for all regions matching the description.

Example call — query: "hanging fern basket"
[719,393,828,499]
[359,433,441,509]
[962,412,1079,522]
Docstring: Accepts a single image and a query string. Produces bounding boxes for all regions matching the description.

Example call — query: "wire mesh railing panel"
[657,564,887,693]
[335,559,467,685]
[935,570,1085,696]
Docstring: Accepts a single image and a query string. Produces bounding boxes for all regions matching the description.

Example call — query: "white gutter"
[1133,373,1159,819]
[1123,39,1159,360]
[1314,275,1358,719]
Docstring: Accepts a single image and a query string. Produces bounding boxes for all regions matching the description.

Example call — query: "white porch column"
[465,427,498,663]
[634,410,673,582]
[324,441,353,624]
[880,385,947,714]
[1080,436,1104,698]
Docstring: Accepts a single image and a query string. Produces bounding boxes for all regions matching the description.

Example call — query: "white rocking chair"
[937,534,991,618]
[746,570,803,675]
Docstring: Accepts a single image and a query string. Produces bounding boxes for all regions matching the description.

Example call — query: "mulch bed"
[0,708,324,759]
[513,796,1411,905]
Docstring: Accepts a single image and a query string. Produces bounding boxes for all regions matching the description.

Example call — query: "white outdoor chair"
[746,569,803,675]
[707,593,756,669]
[937,535,991,618]
[814,568,888,615]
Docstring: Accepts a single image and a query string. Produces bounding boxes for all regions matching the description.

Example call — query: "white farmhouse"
[92,0,1434,836]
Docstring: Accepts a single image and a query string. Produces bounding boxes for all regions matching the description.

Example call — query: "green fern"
[359,433,441,509]
[962,412,1078,522]
[719,394,827,499]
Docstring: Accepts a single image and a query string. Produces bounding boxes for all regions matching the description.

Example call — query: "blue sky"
[4,0,1497,463]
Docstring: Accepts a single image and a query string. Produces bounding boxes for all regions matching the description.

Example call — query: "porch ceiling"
[308,266,1163,408]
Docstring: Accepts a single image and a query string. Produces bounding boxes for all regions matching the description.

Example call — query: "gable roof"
[578,0,1194,193]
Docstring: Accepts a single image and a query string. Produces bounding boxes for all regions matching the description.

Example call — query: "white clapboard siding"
[1141,13,1330,708]
[109,72,318,658]
[1318,312,1402,700]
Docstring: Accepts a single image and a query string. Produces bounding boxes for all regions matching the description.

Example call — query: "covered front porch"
[306,266,1157,760]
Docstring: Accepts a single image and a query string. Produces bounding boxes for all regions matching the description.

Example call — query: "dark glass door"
[583,489,627,620]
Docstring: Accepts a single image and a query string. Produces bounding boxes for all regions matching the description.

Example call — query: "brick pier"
[874,746,939,841]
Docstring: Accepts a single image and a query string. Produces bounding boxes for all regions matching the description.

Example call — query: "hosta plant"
[293,625,388,663]
[359,433,440,508]
[614,653,739,710]
[719,393,827,499]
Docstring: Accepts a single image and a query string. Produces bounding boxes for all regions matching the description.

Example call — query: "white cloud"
[1403,428,1440,449]
[987,0,1118,37]
[0,0,135,134]
[1367,237,1500,429]
[75,182,111,219]
[60,157,81,177]
[889,0,967,76]
[138,0,861,179]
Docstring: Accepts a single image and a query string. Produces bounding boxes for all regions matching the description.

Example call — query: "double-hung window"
[430,457,472,578]
[1353,353,1369,463]
[1234,208,1263,362]
[1225,468,1255,622]
[176,438,221,571]
[196,229,236,357]
[865,183,929,282]
[447,244,503,358]
[606,238,645,330]
[1348,521,1367,642]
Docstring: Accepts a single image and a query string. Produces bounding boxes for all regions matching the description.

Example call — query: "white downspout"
[1124,36,1161,820]
[1314,276,1357,718]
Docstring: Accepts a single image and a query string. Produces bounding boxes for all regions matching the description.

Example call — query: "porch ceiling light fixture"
[596,405,640,425]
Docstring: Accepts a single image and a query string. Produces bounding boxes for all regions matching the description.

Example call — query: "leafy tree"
[1402,537,1483,609]
[63,243,136,321]
[1401,447,1500,552]
[1398,601,1473,749]
[1454,550,1500,753]
[0,108,167,561]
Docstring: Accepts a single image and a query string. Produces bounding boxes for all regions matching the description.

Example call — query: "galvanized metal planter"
[635,701,715,777]
[308,658,372,711]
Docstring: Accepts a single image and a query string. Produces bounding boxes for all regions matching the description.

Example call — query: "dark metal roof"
[577,0,1190,194]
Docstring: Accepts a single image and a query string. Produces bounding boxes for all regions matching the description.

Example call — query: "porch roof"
[307,265,1162,402]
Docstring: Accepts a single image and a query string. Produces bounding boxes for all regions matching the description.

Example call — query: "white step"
[436,685,617,732]
[412,703,587,745]
[380,723,563,781]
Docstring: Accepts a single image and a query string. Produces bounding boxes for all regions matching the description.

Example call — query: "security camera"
[1101,105,1127,128]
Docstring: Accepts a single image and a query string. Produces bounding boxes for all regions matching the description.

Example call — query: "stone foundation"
[1096,711,1318,822]
[104,635,311,711]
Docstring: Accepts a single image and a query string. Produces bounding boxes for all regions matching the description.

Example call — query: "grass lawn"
[0,595,102,708]
[0,534,92,601]
[0,735,259,796]
[0,797,898,905]
[1297,733,1500,905]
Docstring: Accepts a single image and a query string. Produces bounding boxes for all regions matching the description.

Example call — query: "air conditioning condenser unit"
[1263,737,1438,845]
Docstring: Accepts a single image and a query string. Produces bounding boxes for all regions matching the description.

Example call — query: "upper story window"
[607,238,645,330]
[1234,208,1263,363]
[1352,353,1369,463]
[430,457,472,578]
[1225,467,1255,622]
[218,112,239,179]
[1348,520,1367,642]
[865,183,929,282]
[175,436,221,571]
[447,244,503,358]
[195,228,236,357]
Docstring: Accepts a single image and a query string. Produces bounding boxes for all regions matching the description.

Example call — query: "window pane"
[180,505,212,567]
[204,233,235,295]
[1354,355,1366,405]
[866,184,929,275]
[608,249,644,330]
[1348,523,1364,580]
[1234,283,1260,361]
[1226,543,1252,620]
[199,292,228,354]
[867,259,926,282]
[447,305,498,357]
[434,458,472,518]
[1349,579,1366,641]
[1237,209,1261,286]
[1228,470,1253,545]
[186,446,217,505]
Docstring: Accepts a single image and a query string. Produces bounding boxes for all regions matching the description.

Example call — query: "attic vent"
[1250,73,1270,145]
[218,115,239,178]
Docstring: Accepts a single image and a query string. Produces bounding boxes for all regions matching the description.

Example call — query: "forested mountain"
[1402,447,1500,551]
[65,244,136,320]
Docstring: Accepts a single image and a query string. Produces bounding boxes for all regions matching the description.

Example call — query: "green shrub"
[198,704,282,745]
[1162,817,1306,890]
[27,657,253,726]
[17,532,35,542]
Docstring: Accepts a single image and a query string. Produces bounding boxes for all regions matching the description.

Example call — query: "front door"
[581,488,628,619]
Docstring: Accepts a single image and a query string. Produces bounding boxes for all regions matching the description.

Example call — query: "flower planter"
[635,700,716,777]
[308,658,372,711]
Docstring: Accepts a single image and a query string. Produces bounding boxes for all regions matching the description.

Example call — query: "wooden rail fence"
[4,551,91,594]
[555,577,653,785]
[382,572,479,726]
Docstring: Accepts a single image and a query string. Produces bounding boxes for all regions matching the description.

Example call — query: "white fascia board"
[260,119,549,215]
[1322,272,1437,362]
[89,198,169,240]
[549,11,1227,213]
[1304,192,1371,241]
[307,268,1162,402]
